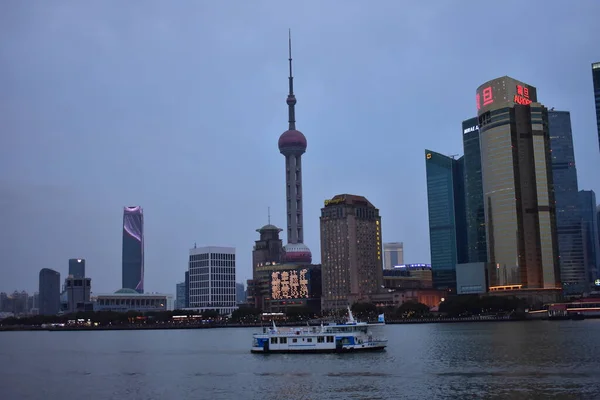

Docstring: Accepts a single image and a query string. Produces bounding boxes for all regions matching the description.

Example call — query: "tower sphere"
[278,129,307,152]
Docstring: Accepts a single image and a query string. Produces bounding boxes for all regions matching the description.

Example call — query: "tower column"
[296,155,304,243]
[287,153,299,243]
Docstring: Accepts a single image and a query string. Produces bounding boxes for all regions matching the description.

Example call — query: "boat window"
[292,338,297,343]
[317,336,324,343]
[280,337,287,344]
[307,338,312,343]
[327,336,334,343]
[270,337,277,344]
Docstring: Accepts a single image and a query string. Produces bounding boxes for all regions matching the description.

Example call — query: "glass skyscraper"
[462,118,487,264]
[548,111,587,294]
[579,190,600,287]
[68,258,85,279]
[39,268,60,315]
[425,150,467,292]
[122,206,144,293]
[592,62,600,152]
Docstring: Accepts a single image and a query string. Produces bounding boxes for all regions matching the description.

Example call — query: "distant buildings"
[424,150,467,292]
[476,76,560,291]
[592,62,600,152]
[320,194,383,311]
[382,264,432,289]
[39,268,61,315]
[68,258,85,279]
[188,246,237,315]
[236,282,245,304]
[94,288,168,313]
[580,190,600,287]
[548,110,587,294]
[122,206,144,293]
[383,242,404,270]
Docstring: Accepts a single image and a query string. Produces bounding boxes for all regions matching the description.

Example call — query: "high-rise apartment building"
[476,76,560,289]
[425,150,468,292]
[39,268,60,315]
[579,190,600,287]
[548,110,587,294]
[320,194,383,311]
[68,258,85,279]
[188,246,237,315]
[122,206,144,293]
[383,242,404,270]
[462,118,487,264]
[592,62,600,152]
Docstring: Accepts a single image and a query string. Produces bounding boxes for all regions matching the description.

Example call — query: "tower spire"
[287,28,297,130]
[268,206,271,224]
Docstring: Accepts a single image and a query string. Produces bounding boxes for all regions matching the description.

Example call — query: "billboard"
[271,268,311,300]
[475,77,538,115]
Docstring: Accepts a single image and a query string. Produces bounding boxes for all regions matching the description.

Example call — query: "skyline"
[1,1,599,295]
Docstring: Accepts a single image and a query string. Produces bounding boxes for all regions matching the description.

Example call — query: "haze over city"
[1,0,599,295]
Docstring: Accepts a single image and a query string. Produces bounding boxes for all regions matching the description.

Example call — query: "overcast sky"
[1,1,599,295]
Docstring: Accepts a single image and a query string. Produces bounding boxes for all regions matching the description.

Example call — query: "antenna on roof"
[194,242,197,249]
[268,206,271,224]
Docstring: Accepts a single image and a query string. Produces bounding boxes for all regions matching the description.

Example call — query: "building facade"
[250,223,284,309]
[548,110,587,294]
[462,118,488,264]
[320,194,383,311]
[39,268,60,315]
[383,242,404,270]
[94,289,168,313]
[62,276,92,313]
[425,150,468,292]
[268,264,322,314]
[476,76,560,290]
[580,190,600,287]
[592,62,600,152]
[455,262,488,295]
[68,258,85,279]
[188,246,237,315]
[122,206,144,293]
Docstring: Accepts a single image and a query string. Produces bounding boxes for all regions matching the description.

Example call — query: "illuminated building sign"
[513,84,532,105]
[324,196,346,207]
[376,220,381,261]
[271,268,310,299]
[394,263,431,269]
[463,126,478,134]
[476,86,494,110]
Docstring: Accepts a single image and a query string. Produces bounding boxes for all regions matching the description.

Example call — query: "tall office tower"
[68,258,85,278]
[579,190,600,286]
[425,150,468,292]
[548,111,587,294]
[592,62,600,151]
[188,246,237,315]
[39,268,60,315]
[320,194,383,311]
[278,32,312,264]
[184,270,189,308]
[383,242,404,270]
[476,76,560,289]
[462,118,487,263]
[175,282,186,310]
[122,206,144,293]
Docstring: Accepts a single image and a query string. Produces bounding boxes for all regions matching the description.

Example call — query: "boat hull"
[251,344,387,354]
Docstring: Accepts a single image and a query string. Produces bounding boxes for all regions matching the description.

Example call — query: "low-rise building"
[93,289,169,313]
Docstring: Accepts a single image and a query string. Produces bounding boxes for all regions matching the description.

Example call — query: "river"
[1,320,599,399]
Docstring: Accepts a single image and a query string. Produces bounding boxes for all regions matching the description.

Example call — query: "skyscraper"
[462,118,487,263]
[122,206,144,293]
[592,62,600,151]
[476,76,560,290]
[68,258,85,278]
[250,221,284,309]
[383,242,404,270]
[548,110,587,294]
[175,282,186,310]
[188,246,237,315]
[278,32,312,264]
[39,268,60,315]
[425,150,468,292]
[579,190,600,287]
[320,194,383,311]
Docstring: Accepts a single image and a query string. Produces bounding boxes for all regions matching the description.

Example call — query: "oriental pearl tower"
[278,31,312,264]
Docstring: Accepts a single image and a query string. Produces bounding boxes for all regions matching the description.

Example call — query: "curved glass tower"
[122,206,144,293]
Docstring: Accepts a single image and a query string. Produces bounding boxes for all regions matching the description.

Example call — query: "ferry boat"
[251,307,387,353]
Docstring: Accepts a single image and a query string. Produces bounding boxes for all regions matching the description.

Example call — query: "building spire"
[287,29,297,130]
[268,206,271,224]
